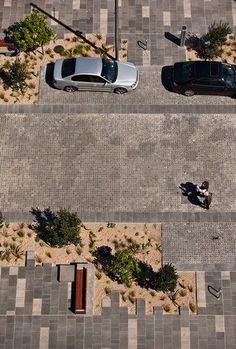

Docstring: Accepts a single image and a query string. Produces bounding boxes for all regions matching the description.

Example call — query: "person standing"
[196,181,209,196]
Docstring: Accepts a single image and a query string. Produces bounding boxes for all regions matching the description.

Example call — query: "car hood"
[115,61,138,86]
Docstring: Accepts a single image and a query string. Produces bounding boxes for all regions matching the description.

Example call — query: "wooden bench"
[74,267,87,314]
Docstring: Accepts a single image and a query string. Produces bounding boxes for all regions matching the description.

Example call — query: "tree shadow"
[30,207,57,238]
[179,182,205,208]
[136,261,157,289]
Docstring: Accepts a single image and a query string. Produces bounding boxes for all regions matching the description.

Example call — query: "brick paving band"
[1,104,236,114]
[2,211,236,224]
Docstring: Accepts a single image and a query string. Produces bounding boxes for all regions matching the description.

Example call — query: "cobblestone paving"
[1,256,236,349]
[0,0,235,65]
[39,66,236,105]
[0,113,235,215]
[162,223,236,266]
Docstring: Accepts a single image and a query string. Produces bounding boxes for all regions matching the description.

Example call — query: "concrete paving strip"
[32,298,42,315]
[128,319,137,349]
[181,327,190,349]
[215,315,225,332]
[15,278,26,308]
[196,272,206,308]
[39,327,49,349]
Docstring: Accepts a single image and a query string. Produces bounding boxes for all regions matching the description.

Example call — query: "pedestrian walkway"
[0,113,235,215]
[1,253,236,349]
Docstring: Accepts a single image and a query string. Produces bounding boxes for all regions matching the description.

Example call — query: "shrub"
[153,263,178,293]
[0,249,11,262]
[76,246,82,255]
[104,286,111,295]
[27,232,32,238]
[128,295,135,304]
[36,254,44,263]
[189,302,196,313]
[9,244,24,260]
[45,48,52,54]
[198,21,232,60]
[107,248,140,287]
[188,284,193,292]
[17,230,25,238]
[129,290,136,297]
[122,294,127,302]
[66,247,71,255]
[6,10,55,53]
[160,294,166,301]
[179,289,187,297]
[107,222,116,228]
[31,207,82,247]
[95,271,102,279]
[0,59,30,94]
[163,304,171,312]
[45,251,52,258]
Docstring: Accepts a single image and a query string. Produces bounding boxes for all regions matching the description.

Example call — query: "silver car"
[53,57,139,93]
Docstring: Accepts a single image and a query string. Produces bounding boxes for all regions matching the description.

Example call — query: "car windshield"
[61,58,76,78]
[222,63,236,87]
[101,59,118,83]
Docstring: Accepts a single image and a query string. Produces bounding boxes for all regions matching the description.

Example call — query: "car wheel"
[114,87,127,94]
[64,86,77,93]
[184,90,195,97]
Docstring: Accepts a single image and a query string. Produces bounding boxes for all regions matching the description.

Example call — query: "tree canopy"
[7,10,55,53]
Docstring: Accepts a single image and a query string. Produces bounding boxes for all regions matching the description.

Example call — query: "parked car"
[53,57,139,93]
[171,61,236,97]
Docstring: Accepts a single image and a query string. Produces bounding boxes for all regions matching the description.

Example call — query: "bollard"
[180,25,187,47]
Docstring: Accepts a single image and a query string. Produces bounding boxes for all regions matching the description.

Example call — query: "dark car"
[171,61,236,97]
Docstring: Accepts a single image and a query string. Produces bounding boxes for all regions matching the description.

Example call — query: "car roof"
[173,61,223,84]
[193,61,221,79]
[74,57,103,75]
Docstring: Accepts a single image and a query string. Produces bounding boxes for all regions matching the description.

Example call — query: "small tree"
[108,248,141,287]
[31,207,81,247]
[7,10,55,53]
[198,21,232,60]
[154,263,178,293]
[0,59,30,93]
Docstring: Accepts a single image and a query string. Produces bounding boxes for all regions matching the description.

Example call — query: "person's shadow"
[179,182,205,208]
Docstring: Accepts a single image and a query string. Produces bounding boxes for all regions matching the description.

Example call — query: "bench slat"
[75,268,87,313]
